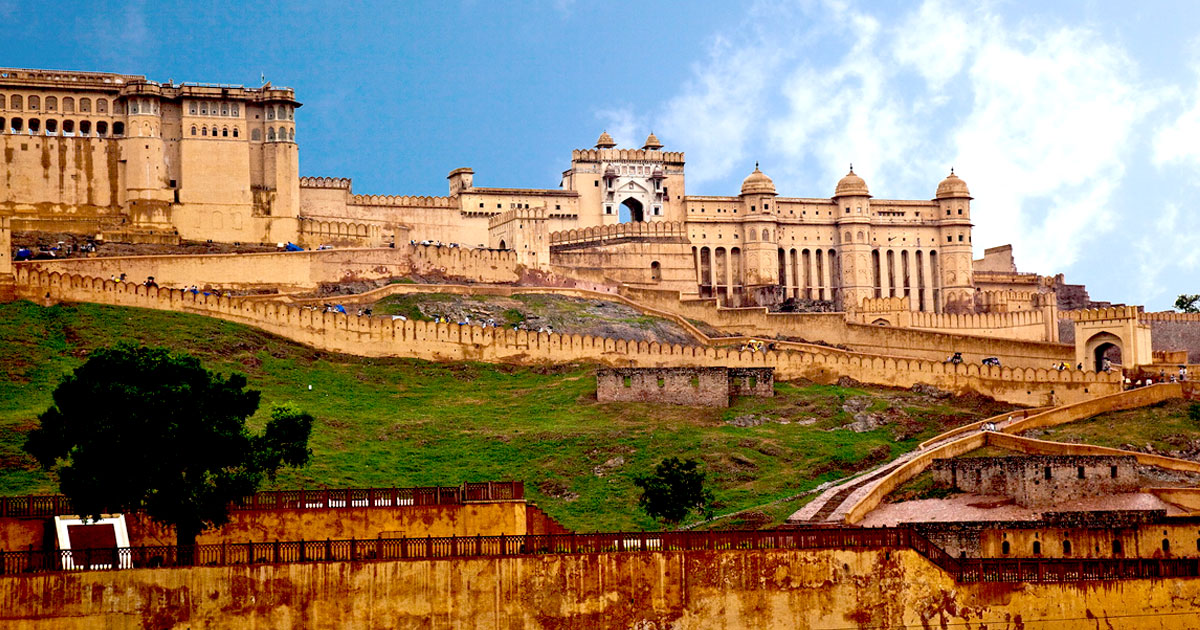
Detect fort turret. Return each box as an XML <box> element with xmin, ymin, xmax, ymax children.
<box><xmin>739</xmin><ymin>164</ymin><xmax>782</xmax><ymax>303</ymax></box>
<box><xmin>935</xmin><ymin>169</ymin><xmax>973</xmax><ymax>312</ymax></box>
<box><xmin>833</xmin><ymin>165</ymin><xmax>872</xmax><ymax>310</ymax></box>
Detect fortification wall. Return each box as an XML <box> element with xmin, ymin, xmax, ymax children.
<box><xmin>15</xmin><ymin>244</ymin><xmax>520</xmax><ymax>289</ymax></box>
<box><xmin>11</xmin><ymin>271</ymin><xmax>1123</xmax><ymax>406</ymax></box>
<box><xmin>1</xmin><ymin>136</ymin><xmax>123</xmax><ymax>232</ymax></box>
<box><xmin>620</xmin><ymin>286</ymin><xmax>1076</xmax><ymax>369</ymax></box>
<box><xmin>930</xmin><ymin>455</ymin><xmax>1139</xmax><ymax>507</ymax></box>
<box><xmin>7</xmin><ymin>547</ymin><xmax>1200</xmax><ymax>629</ymax></box>
<box><xmin>0</xmin><ymin>502</ymin><xmax>530</xmax><ymax>552</ymax></box>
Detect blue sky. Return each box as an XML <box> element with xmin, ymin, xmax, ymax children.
<box><xmin>12</xmin><ymin>0</ymin><xmax>1200</xmax><ymax>309</ymax></box>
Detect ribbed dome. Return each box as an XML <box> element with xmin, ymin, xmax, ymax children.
<box><xmin>936</xmin><ymin>170</ymin><xmax>971</xmax><ymax>199</ymax></box>
<box><xmin>740</xmin><ymin>164</ymin><xmax>776</xmax><ymax>196</ymax></box>
<box><xmin>595</xmin><ymin>131</ymin><xmax>616</xmax><ymax>149</ymax></box>
<box><xmin>643</xmin><ymin>132</ymin><xmax>663</xmax><ymax>150</ymax></box>
<box><xmin>834</xmin><ymin>166</ymin><xmax>870</xmax><ymax>198</ymax></box>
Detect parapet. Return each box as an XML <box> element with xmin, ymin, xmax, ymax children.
<box><xmin>571</xmin><ymin>148</ymin><xmax>686</xmax><ymax>164</ymax></box>
<box><xmin>300</xmin><ymin>177</ymin><xmax>352</xmax><ymax>189</ymax></box>
<box><xmin>350</xmin><ymin>194</ymin><xmax>454</xmax><ymax>208</ymax></box>
<box><xmin>549</xmin><ymin>221</ymin><xmax>686</xmax><ymax>247</ymax></box>
<box><xmin>1060</xmin><ymin>305</ymin><xmax>1143</xmax><ymax>322</ymax></box>
<box><xmin>488</xmin><ymin>208</ymin><xmax>547</xmax><ymax>229</ymax></box>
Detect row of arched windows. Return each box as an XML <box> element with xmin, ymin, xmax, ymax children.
<box><xmin>264</xmin><ymin>126</ymin><xmax>295</xmax><ymax>142</ymax></box>
<box><xmin>0</xmin><ymin>95</ymin><xmax>114</xmax><ymax>114</ymax></box>
<box><xmin>191</xmin><ymin>125</ymin><xmax>240</xmax><ymax>138</ymax></box>
<box><xmin>999</xmin><ymin>537</ymin><xmax>1196</xmax><ymax>556</ymax></box>
<box><xmin>0</xmin><ymin>117</ymin><xmax>124</xmax><ymax>137</ymax></box>
<box><xmin>187</xmin><ymin>101</ymin><xmax>241</xmax><ymax>117</ymax></box>
<box><xmin>264</xmin><ymin>105</ymin><xmax>294</xmax><ymax>121</ymax></box>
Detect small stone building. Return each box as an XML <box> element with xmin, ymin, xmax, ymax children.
<box><xmin>595</xmin><ymin>367</ymin><xmax>773</xmax><ymax>407</ymax></box>
<box><xmin>930</xmin><ymin>455</ymin><xmax>1138</xmax><ymax>508</ymax></box>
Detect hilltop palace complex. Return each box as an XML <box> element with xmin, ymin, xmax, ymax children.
<box><xmin>0</xmin><ymin>67</ymin><xmax>1078</xmax><ymax>317</ymax></box>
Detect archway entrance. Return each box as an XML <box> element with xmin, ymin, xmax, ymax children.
<box><xmin>498</xmin><ymin>240</ymin><xmax>507</xmax><ymax>250</ymax></box>
<box><xmin>619</xmin><ymin>197</ymin><xmax>644</xmax><ymax>223</ymax></box>
<box><xmin>1084</xmin><ymin>332</ymin><xmax>1124</xmax><ymax>372</ymax></box>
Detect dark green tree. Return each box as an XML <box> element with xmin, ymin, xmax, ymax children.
<box><xmin>24</xmin><ymin>344</ymin><xmax>314</xmax><ymax>549</ymax></box>
<box><xmin>1188</xmin><ymin>403</ymin><xmax>1200</xmax><ymax>427</ymax></box>
<box><xmin>1176</xmin><ymin>294</ymin><xmax>1200</xmax><ymax>313</ymax></box>
<box><xmin>633</xmin><ymin>457</ymin><xmax>713</xmax><ymax>525</ymax></box>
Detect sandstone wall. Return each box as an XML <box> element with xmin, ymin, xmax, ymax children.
<box><xmin>5</xmin><ymin>547</ymin><xmax>1200</xmax><ymax>629</ymax></box>
<box><xmin>12</xmin><ymin>271</ymin><xmax>1124</xmax><ymax>407</ymax></box>
<box><xmin>16</xmin><ymin>244</ymin><xmax>520</xmax><ymax>290</ymax></box>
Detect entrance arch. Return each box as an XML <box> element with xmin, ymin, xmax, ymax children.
<box><xmin>498</xmin><ymin>240</ymin><xmax>507</xmax><ymax>250</ymax></box>
<box><xmin>1084</xmin><ymin>332</ymin><xmax>1124</xmax><ymax>372</ymax></box>
<box><xmin>619</xmin><ymin>197</ymin><xmax>644</xmax><ymax>223</ymax></box>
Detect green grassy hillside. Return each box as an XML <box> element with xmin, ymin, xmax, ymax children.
<box><xmin>0</xmin><ymin>301</ymin><xmax>1014</xmax><ymax>531</ymax></box>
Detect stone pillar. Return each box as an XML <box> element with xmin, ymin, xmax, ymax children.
<box><xmin>921</xmin><ymin>251</ymin><xmax>933</xmax><ymax>313</ymax></box>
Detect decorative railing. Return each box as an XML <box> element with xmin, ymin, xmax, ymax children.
<box><xmin>0</xmin><ymin>482</ymin><xmax>524</xmax><ymax>518</ymax></box>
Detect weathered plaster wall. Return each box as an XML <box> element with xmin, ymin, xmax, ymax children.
<box><xmin>3</xmin><ymin>548</ymin><xmax>1200</xmax><ymax>629</ymax></box>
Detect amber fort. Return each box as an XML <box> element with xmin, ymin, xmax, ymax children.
<box><xmin>5</xmin><ymin>67</ymin><xmax>1200</xmax><ymax>629</ymax></box>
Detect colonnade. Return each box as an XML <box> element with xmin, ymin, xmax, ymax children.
<box><xmin>870</xmin><ymin>248</ymin><xmax>941</xmax><ymax>313</ymax></box>
<box><xmin>776</xmin><ymin>247</ymin><xmax>838</xmax><ymax>302</ymax></box>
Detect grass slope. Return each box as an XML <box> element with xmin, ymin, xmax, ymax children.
<box><xmin>0</xmin><ymin>301</ymin><xmax>1013</xmax><ymax>531</ymax></box>
<box><xmin>1032</xmin><ymin>399</ymin><xmax>1198</xmax><ymax>452</ymax></box>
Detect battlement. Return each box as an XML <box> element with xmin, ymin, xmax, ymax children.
<box><xmin>350</xmin><ymin>194</ymin><xmax>454</xmax><ymax>208</ymax></box>
<box><xmin>549</xmin><ymin>221</ymin><xmax>686</xmax><ymax>247</ymax></box>
<box><xmin>300</xmin><ymin>177</ymin><xmax>353</xmax><ymax>189</ymax></box>
<box><xmin>571</xmin><ymin>148</ymin><xmax>685</xmax><ymax>163</ymax></box>
<box><xmin>488</xmin><ymin>207</ymin><xmax>546</xmax><ymax>229</ymax></box>
<box><xmin>13</xmin><ymin>270</ymin><xmax>1122</xmax><ymax>407</ymax></box>
<box><xmin>1139</xmin><ymin>311</ymin><xmax>1200</xmax><ymax>322</ymax></box>
<box><xmin>855</xmin><ymin>296</ymin><xmax>909</xmax><ymax>313</ymax></box>
<box><xmin>1061</xmin><ymin>305</ymin><xmax>1143</xmax><ymax>322</ymax></box>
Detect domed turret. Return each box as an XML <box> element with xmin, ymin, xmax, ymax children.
<box><xmin>834</xmin><ymin>165</ymin><xmax>870</xmax><ymax>198</ymax></box>
<box><xmin>642</xmin><ymin>132</ymin><xmax>663</xmax><ymax>150</ymax></box>
<box><xmin>740</xmin><ymin>163</ymin><xmax>776</xmax><ymax>196</ymax></box>
<box><xmin>595</xmin><ymin>131</ymin><xmax>616</xmax><ymax>149</ymax></box>
<box><xmin>935</xmin><ymin>169</ymin><xmax>971</xmax><ymax>199</ymax></box>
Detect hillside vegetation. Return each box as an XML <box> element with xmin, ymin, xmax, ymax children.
<box><xmin>0</xmin><ymin>301</ymin><xmax>1014</xmax><ymax>531</ymax></box>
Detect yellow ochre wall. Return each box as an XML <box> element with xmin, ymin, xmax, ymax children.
<box><xmin>3</xmin><ymin>548</ymin><xmax>1200</xmax><ymax>629</ymax></box>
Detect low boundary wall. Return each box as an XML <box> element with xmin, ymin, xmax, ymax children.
<box><xmin>12</xmin><ymin>271</ymin><xmax>1123</xmax><ymax>406</ymax></box>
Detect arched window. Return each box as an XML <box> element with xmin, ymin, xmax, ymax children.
<box><xmin>266</xmin><ymin>127</ymin><xmax>275</xmax><ymax>141</ymax></box>
<box><xmin>80</xmin><ymin>98</ymin><xmax>91</xmax><ymax>112</ymax></box>
<box><xmin>28</xmin><ymin>95</ymin><xmax>39</xmax><ymax>110</ymax></box>
<box><xmin>189</xmin><ymin>102</ymin><xmax>197</xmax><ymax>115</ymax></box>
<box><xmin>289</xmin><ymin>127</ymin><xmax>294</xmax><ymax>141</ymax></box>
<box><xmin>0</xmin><ymin>117</ymin><xmax>6</xmax><ymax>132</ymax></box>
<box><xmin>222</xmin><ymin>127</ymin><xmax>228</xmax><ymax>137</ymax></box>
<box><xmin>96</xmin><ymin>121</ymin><xmax>107</xmax><ymax>137</ymax></box>
<box><xmin>63</xmin><ymin>97</ymin><xmax>74</xmax><ymax>113</ymax></box>
<box><xmin>231</xmin><ymin>104</ymin><xmax>239</xmax><ymax>117</ymax></box>
<box><xmin>11</xmin><ymin>95</ymin><xmax>22</xmax><ymax>109</ymax></box>
<box><xmin>1113</xmin><ymin>539</ymin><xmax>1122</xmax><ymax>555</ymax></box>
<box><xmin>251</xmin><ymin>128</ymin><xmax>261</xmax><ymax>141</ymax></box>
<box><xmin>221</xmin><ymin>103</ymin><xmax>229</xmax><ymax>116</ymax></box>
<box><xmin>201</xmin><ymin>126</ymin><xmax>207</xmax><ymax>136</ymax></box>
<box><xmin>0</xmin><ymin>96</ymin><xmax>5</xmax><ymax>109</ymax></box>
<box><xmin>1062</xmin><ymin>540</ymin><xmax>1072</xmax><ymax>555</ymax></box>
<box><xmin>1001</xmin><ymin>540</ymin><xmax>1010</xmax><ymax>555</ymax></box>
<box><xmin>190</xmin><ymin>126</ymin><xmax>197</xmax><ymax>136</ymax></box>
<box><xmin>278</xmin><ymin>126</ymin><xmax>286</xmax><ymax>141</ymax></box>
<box><xmin>1163</xmin><ymin>539</ymin><xmax>1171</xmax><ymax>553</ymax></box>
<box><xmin>45</xmin><ymin>96</ymin><xmax>57</xmax><ymax>111</ymax></box>
<box><xmin>112</xmin><ymin>100</ymin><xmax>124</xmax><ymax>115</ymax></box>
<box><xmin>200</xmin><ymin>102</ymin><xmax>207</xmax><ymax>115</ymax></box>
<box><xmin>45</xmin><ymin>119</ymin><xmax>57</xmax><ymax>135</ymax></box>
<box><xmin>96</xmin><ymin>98</ymin><xmax>107</xmax><ymax>113</ymax></box>
<box><xmin>62</xmin><ymin>120</ymin><xmax>74</xmax><ymax>135</ymax></box>
<box><xmin>1032</xmin><ymin>541</ymin><xmax>1041</xmax><ymax>555</ymax></box>
<box><xmin>232</xmin><ymin>127</ymin><xmax>239</xmax><ymax>138</ymax></box>
<box><xmin>650</xmin><ymin>261</ymin><xmax>661</xmax><ymax>282</ymax></box>
<box><xmin>266</xmin><ymin>107</ymin><xmax>275</xmax><ymax>120</ymax></box>
<box><xmin>27</xmin><ymin>118</ymin><xmax>39</xmax><ymax>134</ymax></box>
<box><xmin>211</xmin><ymin>126</ymin><xmax>218</xmax><ymax>136</ymax></box>
<box><xmin>762</xmin><ymin>229</ymin><xmax>770</xmax><ymax>241</ymax></box>
<box><xmin>112</xmin><ymin>121</ymin><xmax>124</xmax><ymax>136</ymax></box>
<box><xmin>79</xmin><ymin>120</ymin><xmax>91</xmax><ymax>136</ymax></box>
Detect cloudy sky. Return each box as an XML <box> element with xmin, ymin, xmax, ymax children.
<box><xmin>12</xmin><ymin>0</ymin><xmax>1200</xmax><ymax>308</ymax></box>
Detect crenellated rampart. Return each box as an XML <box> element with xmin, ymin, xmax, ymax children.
<box><xmin>570</xmin><ymin>148</ymin><xmax>685</xmax><ymax>163</ymax></box>
<box><xmin>350</xmin><ymin>194</ymin><xmax>454</xmax><ymax>208</ymax></box>
<box><xmin>1060</xmin><ymin>305</ymin><xmax>1144</xmax><ymax>322</ymax></box>
<box><xmin>549</xmin><ymin>221</ymin><xmax>686</xmax><ymax>248</ymax></box>
<box><xmin>13</xmin><ymin>271</ymin><xmax>1121</xmax><ymax>406</ymax></box>
<box><xmin>297</xmin><ymin>218</ymin><xmax>383</xmax><ymax>247</ymax></box>
<box><xmin>299</xmin><ymin>176</ymin><xmax>353</xmax><ymax>189</ymax></box>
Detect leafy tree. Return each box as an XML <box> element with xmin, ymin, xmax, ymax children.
<box><xmin>1176</xmin><ymin>294</ymin><xmax>1200</xmax><ymax>313</ymax></box>
<box><xmin>634</xmin><ymin>457</ymin><xmax>713</xmax><ymax>525</ymax></box>
<box><xmin>25</xmin><ymin>344</ymin><xmax>314</xmax><ymax>550</ymax></box>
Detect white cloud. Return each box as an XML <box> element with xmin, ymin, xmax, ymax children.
<box><xmin>1133</xmin><ymin>203</ymin><xmax>1200</xmax><ymax>303</ymax></box>
<box><xmin>595</xmin><ymin>106</ymin><xmax>642</xmax><ymax>150</ymax></box>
